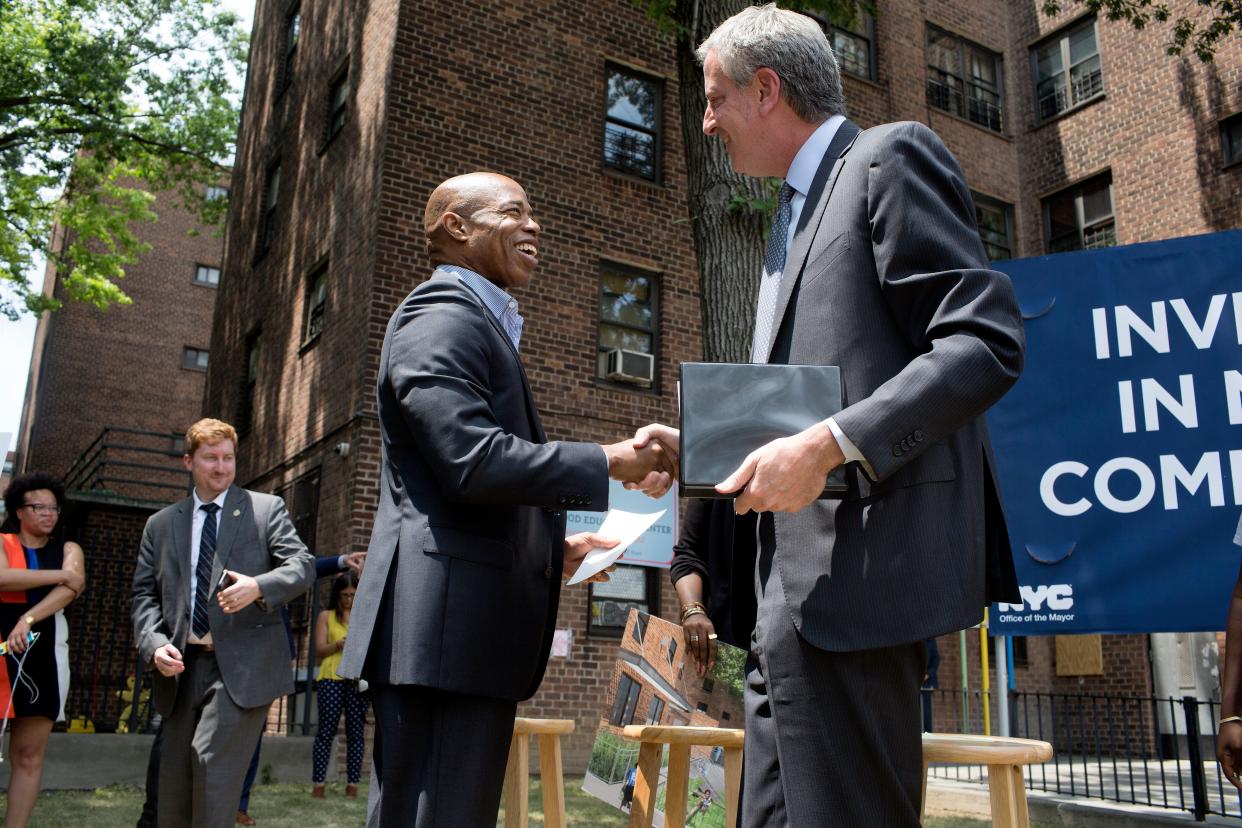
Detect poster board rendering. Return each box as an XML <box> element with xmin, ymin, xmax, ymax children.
<box><xmin>581</xmin><ymin>608</ymin><xmax>745</xmax><ymax>826</ymax></box>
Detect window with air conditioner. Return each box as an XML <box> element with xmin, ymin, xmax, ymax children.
<box><xmin>597</xmin><ymin>262</ymin><xmax>659</xmax><ymax>389</ymax></box>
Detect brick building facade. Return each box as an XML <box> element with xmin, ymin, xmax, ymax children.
<box><xmin>10</xmin><ymin>185</ymin><xmax>224</xmax><ymax>730</ymax></box>
<box><xmin>205</xmin><ymin>0</ymin><xmax>1241</xmax><ymax>769</ymax></box>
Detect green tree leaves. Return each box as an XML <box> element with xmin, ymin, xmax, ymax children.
<box><xmin>0</xmin><ymin>0</ymin><xmax>246</xmax><ymax>319</ymax></box>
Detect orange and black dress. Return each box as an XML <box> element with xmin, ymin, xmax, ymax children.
<box><xmin>0</xmin><ymin>534</ymin><xmax>70</xmax><ymax>720</ymax></box>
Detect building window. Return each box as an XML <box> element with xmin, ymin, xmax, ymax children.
<box><xmin>303</xmin><ymin>262</ymin><xmax>328</xmax><ymax>344</ymax></box>
<box><xmin>645</xmin><ymin>697</ymin><xmax>665</xmax><ymax>725</ymax></box>
<box><xmin>1012</xmin><ymin>636</ymin><xmax>1030</xmax><ymax>668</ymax></box>
<box><xmin>609</xmin><ymin>674</ymin><xmax>642</xmax><ymax>726</ymax></box>
<box><xmin>702</xmin><ymin>677</ymin><xmax>715</xmax><ymax>693</ymax></box>
<box><xmin>604</xmin><ymin>65</ymin><xmax>662</xmax><ymax>182</ymax></box>
<box><xmin>926</xmin><ymin>26</ymin><xmax>1003</xmax><ymax>133</ymax></box>
<box><xmin>589</xmin><ymin>565</ymin><xmax>659</xmax><ymax>637</ymax></box>
<box><xmin>597</xmin><ymin>263</ymin><xmax>658</xmax><ymax>389</ymax></box>
<box><xmin>281</xmin><ymin>5</ymin><xmax>301</xmax><ymax>93</ymax></box>
<box><xmin>259</xmin><ymin>161</ymin><xmax>281</xmax><ymax>255</ymax></box>
<box><xmin>972</xmin><ymin>194</ymin><xmax>1014</xmax><ymax>261</ymax></box>
<box><xmin>205</xmin><ymin>185</ymin><xmax>229</xmax><ymax>202</ymax></box>
<box><xmin>1043</xmin><ymin>172</ymin><xmax>1115</xmax><ymax>253</ymax></box>
<box><xmin>240</xmin><ymin>331</ymin><xmax>260</xmax><ymax>432</ymax></box>
<box><xmin>696</xmin><ymin>702</ymin><xmax>709</xmax><ymax>713</ymax></box>
<box><xmin>327</xmin><ymin>66</ymin><xmax>350</xmax><ymax>141</ymax></box>
<box><xmin>1222</xmin><ymin>113</ymin><xmax>1242</xmax><ymax>166</ymax></box>
<box><xmin>182</xmin><ymin>347</ymin><xmax>209</xmax><ymax>372</ymax></box>
<box><xmin>1032</xmin><ymin>18</ymin><xmax>1103</xmax><ymax>122</ymax></box>
<box><xmin>821</xmin><ymin>7</ymin><xmax>876</xmax><ymax>81</ymax></box>
<box><xmin>194</xmin><ymin>264</ymin><xmax>221</xmax><ymax>287</ymax></box>
<box><xmin>666</xmin><ymin>636</ymin><xmax>677</xmax><ymax>664</ymax></box>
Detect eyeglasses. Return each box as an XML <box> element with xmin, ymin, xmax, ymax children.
<box><xmin>21</xmin><ymin>503</ymin><xmax>61</xmax><ymax>515</ymax></box>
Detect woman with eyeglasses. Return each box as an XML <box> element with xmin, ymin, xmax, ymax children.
<box><xmin>0</xmin><ymin>472</ymin><xmax>86</xmax><ymax>828</ymax></box>
<box><xmin>310</xmin><ymin>571</ymin><xmax>367</xmax><ymax>799</ymax></box>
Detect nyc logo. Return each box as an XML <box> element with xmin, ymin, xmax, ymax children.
<box><xmin>997</xmin><ymin>584</ymin><xmax>1074</xmax><ymax>612</ymax></box>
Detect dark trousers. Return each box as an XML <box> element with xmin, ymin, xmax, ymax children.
<box><xmin>742</xmin><ymin>529</ymin><xmax>924</xmax><ymax>827</ymax></box>
<box><xmin>239</xmin><ymin>739</ymin><xmax>261</xmax><ymax>812</ymax></box>
<box><xmin>137</xmin><ymin>724</ymin><xmax>163</xmax><ymax>828</ymax></box>
<box><xmin>367</xmin><ymin>683</ymin><xmax>516</xmax><ymax>828</ymax></box>
<box><xmin>312</xmin><ymin>678</ymin><xmax>369</xmax><ymax>783</ymax></box>
<box><xmin>138</xmin><ymin>719</ymin><xmax>262</xmax><ymax>824</ymax></box>
<box><xmin>157</xmin><ymin>650</ymin><xmax>268</xmax><ymax>828</ymax></box>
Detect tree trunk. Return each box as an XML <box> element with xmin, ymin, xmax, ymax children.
<box><xmin>674</xmin><ymin>0</ymin><xmax>770</xmax><ymax>364</ymax></box>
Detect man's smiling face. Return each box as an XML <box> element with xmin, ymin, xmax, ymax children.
<box><xmin>460</xmin><ymin>176</ymin><xmax>541</xmax><ymax>290</ymax></box>
<box><xmin>702</xmin><ymin>50</ymin><xmax>765</xmax><ymax>176</ymax></box>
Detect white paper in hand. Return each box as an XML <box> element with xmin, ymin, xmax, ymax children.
<box><xmin>565</xmin><ymin>508</ymin><xmax>667</xmax><ymax>585</ymax></box>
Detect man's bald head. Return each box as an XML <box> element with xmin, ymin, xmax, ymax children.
<box><xmin>423</xmin><ymin>172</ymin><xmax>542</xmax><ymax>289</ymax></box>
<box><xmin>424</xmin><ymin>172</ymin><xmax>515</xmax><ymax>245</ymax></box>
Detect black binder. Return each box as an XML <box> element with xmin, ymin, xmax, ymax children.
<box><xmin>678</xmin><ymin>362</ymin><xmax>848</xmax><ymax>499</ymax></box>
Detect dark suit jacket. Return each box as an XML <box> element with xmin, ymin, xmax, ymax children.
<box><xmin>130</xmin><ymin>486</ymin><xmax>315</xmax><ymax>715</ymax></box>
<box><xmin>760</xmin><ymin>120</ymin><xmax>1025</xmax><ymax>652</ymax></box>
<box><xmin>669</xmin><ymin>499</ymin><xmax>756</xmax><ymax>648</ymax></box>
<box><xmin>340</xmin><ymin>270</ymin><xmax>608</xmax><ymax>701</ymax></box>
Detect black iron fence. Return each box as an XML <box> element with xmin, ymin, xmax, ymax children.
<box><xmin>925</xmin><ymin>688</ymin><xmax>1242</xmax><ymax>821</ymax></box>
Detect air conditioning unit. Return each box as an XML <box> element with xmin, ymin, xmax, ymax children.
<box><xmin>605</xmin><ymin>348</ymin><xmax>654</xmax><ymax>386</ymax></box>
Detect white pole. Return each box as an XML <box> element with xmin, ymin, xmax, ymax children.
<box><xmin>995</xmin><ymin>634</ymin><xmax>1010</xmax><ymax>737</ymax></box>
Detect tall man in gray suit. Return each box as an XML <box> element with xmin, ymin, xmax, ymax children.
<box><xmin>131</xmin><ymin>418</ymin><xmax>315</xmax><ymax>828</ymax></box>
<box><xmin>339</xmin><ymin>171</ymin><xmax>676</xmax><ymax>827</ymax></box>
<box><xmin>693</xmin><ymin>6</ymin><xmax>1026</xmax><ymax>825</ymax></box>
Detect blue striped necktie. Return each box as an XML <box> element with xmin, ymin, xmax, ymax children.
<box><xmin>193</xmin><ymin>503</ymin><xmax>219</xmax><ymax>637</ymax></box>
<box><xmin>751</xmin><ymin>182</ymin><xmax>796</xmax><ymax>363</ymax></box>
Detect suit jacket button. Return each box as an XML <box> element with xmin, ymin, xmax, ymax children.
<box><xmin>892</xmin><ymin>445</ymin><xmax>903</xmax><ymax>457</ymax></box>
<box><xmin>584</xmin><ymin>497</ymin><xmax>592</xmax><ymax>505</ymax></box>
<box><xmin>914</xmin><ymin>429</ymin><xmax>925</xmax><ymax>441</ymax></box>
<box><xmin>558</xmin><ymin>496</ymin><xmax>567</xmax><ymax>505</ymax></box>
<box><xmin>544</xmin><ymin>566</ymin><xmax>553</xmax><ymax>578</ymax></box>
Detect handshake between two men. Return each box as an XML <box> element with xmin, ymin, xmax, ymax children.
<box><xmin>570</xmin><ymin>417</ymin><xmax>842</xmax><ymax>583</ymax></box>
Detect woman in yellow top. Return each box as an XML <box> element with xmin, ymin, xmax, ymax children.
<box><xmin>311</xmin><ymin>572</ymin><xmax>367</xmax><ymax>798</ymax></box>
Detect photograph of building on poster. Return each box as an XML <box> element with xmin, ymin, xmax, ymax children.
<box><xmin>582</xmin><ymin>609</ymin><xmax>744</xmax><ymax>826</ymax></box>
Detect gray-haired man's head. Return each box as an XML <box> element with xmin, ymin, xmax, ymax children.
<box><xmin>696</xmin><ymin>3</ymin><xmax>846</xmax><ymax>123</ymax></box>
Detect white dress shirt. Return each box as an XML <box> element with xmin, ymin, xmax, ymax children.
<box><xmin>779</xmin><ymin>115</ymin><xmax>868</xmax><ymax>470</ymax></box>
<box><xmin>189</xmin><ymin>489</ymin><xmax>228</xmax><ymax>644</ymax></box>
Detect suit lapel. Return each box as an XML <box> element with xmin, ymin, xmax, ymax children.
<box><xmin>440</xmin><ymin>271</ymin><xmax>548</xmax><ymax>443</ymax></box>
<box><xmin>211</xmin><ymin>486</ymin><xmax>247</xmax><ymax>580</ymax></box>
<box><xmin>761</xmin><ymin>120</ymin><xmax>863</xmax><ymax>363</ymax></box>
<box><xmin>172</xmin><ymin>497</ymin><xmax>192</xmax><ymax>598</ymax></box>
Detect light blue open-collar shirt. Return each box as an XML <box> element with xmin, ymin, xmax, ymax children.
<box><xmin>439</xmin><ymin>264</ymin><xmax>524</xmax><ymax>352</ymax></box>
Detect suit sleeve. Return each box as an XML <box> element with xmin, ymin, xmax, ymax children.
<box><xmin>131</xmin><ymin>516</ymin><xmax>170</xmax><ymax>665</ymax></box>
<box><xmin>314</xmin><ymin>555</ymin><xmax>345</xmax><ymax>578</ymax></box>
<box><xmin>252</xmin><ymin>496</ymin><xmax>316</xmax><ymax>610</ymax></box>
<box><xmin>834</xmin><ymin>121</ymin><xmax>1025</xmax><ymax>482</ymax></box>
<box><xmin>386</xmin><ymin>292</ymin><xmax>608</xmax><ymax>509</ymax></box>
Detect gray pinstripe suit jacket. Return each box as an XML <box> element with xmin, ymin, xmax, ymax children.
<box><xmin>131</xmin><ymin>486</ymin><xmax>315</xmax><ymax>715</ymax></box>
<box><xmin>762</xmin><ymin>119</ymin><xmax>1025</xmax><ymax>651</ymax></box>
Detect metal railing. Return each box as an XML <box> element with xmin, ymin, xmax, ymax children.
<box><xmin>924</xmin><ymin>689</ymin><xmax>1242</xmax><ymax>821</ymax></box>
<box><xmin>64</xmin><ymin>427</ymin><xmax>189</xmax><ymax>504</ymax></box>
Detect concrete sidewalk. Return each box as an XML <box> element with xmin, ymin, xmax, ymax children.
<box><xmin>0</xmin><ymin>733</ymin><xmax>315</xmax><ymax>790</ymax></box>
<box><xmin>927</xmin><ymin>778</ymin><xmax>1242</xmax><ymax>827</ymax></box>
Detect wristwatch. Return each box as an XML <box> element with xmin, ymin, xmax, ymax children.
<box><xmin>24</xmin><ymin>615</ymin><xmax>34</xmax><ymax>626</ymax></box>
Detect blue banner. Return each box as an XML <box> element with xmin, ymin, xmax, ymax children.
<box><xmin>987</xmin><ymin>231</ymin><xmax>1242</xmax><ymax>635</ymax></box>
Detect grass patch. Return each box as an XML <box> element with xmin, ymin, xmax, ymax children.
<box><xmin>3</xmin><ymin>781</ymin><xmax>1059</xmax><ymax>827</ymax></box>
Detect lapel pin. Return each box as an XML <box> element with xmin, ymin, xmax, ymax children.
<box><xmin>233</xmin><ymin>509</ymin><xmax>241</xmax><ymax>517</ymax></box>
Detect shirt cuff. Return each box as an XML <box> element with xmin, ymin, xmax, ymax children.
<box><xmin>337</xmin><ymin>554</ymin><xmax>347</xmax><ymax>570</ymax></box>
<box><xmin>825</xmin><ymin>417</ymin><xmax>875</xmax><ymax>480</ymax></box>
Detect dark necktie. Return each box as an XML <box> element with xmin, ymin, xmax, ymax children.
<box><xmin>193</xmin><ymin>502</ymin><xmax>220</xmax><ymax>637</ymax></box>
<box><xmin>751</xmin><ymin>182</ymin><xmax>796</xmax><ymax>363</ymax></box>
